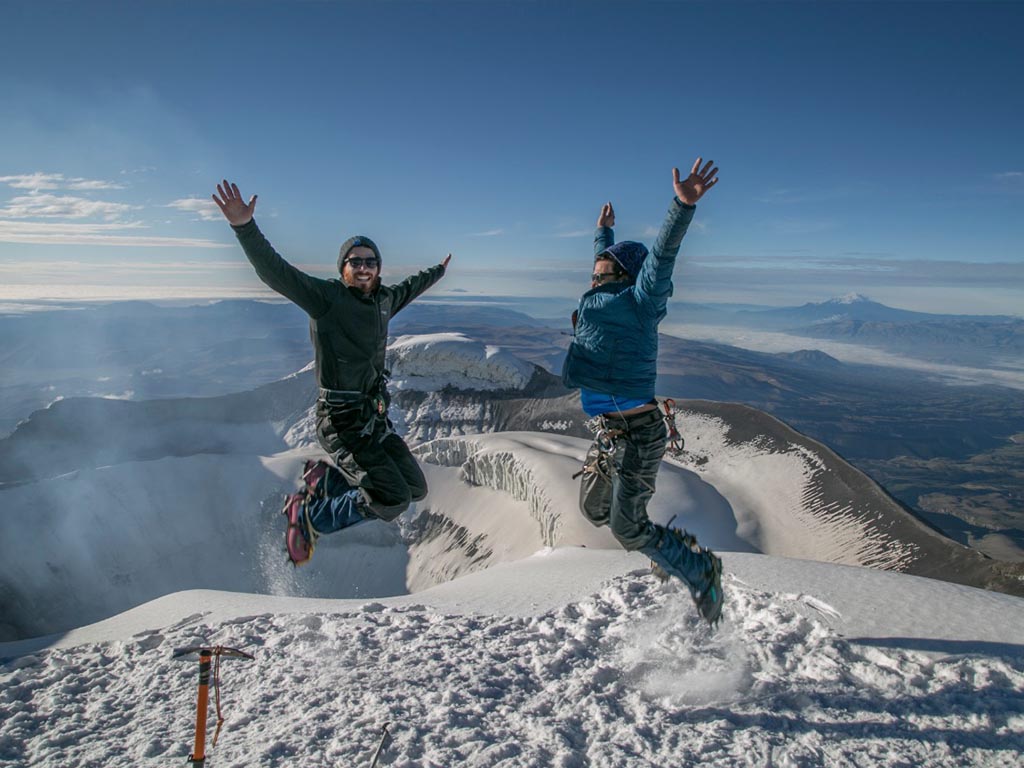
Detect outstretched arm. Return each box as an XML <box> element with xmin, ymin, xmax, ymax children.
<box><xmin>390</xmin><ymin>254</ymin><xmax>451</xmax><ymax>316</ymax></box>
<box><xmin>634</xmin><ymin>158</ymin><xmax>720</xmax><ymax>320</ymax></box>
<box><xmin>594</xmin><ymin>202</ymin><xmax>615</xmax><ymax>257</ymax></box>
<box><xmin>215</xmin><ymin>178</ymin><xmax>329</xmax><ymax>317</ymax></box>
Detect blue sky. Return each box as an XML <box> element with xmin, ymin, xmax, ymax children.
<box><xmin>1</xmin><ymin>1</ymin><xmax>1022</xmax><ymax>313</ymax></box>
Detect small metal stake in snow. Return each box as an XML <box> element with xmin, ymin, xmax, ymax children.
<box><xmin>368</xmin><ymin>722</ymin><xmax>392</xmax><ymax>768</ymax></box>
<box><xmin>173</xmin><ymin>645</ymin><xmax>255</xmax><ymax>766</ymax></box>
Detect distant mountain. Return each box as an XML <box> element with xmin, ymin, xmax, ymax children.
<box><xmin>4</xmin><ymin>301</ymin><xmax>1022</xmax><ymax>573</ymax></box>
<box><xmin>771</xmin><ymin>349</ymin><xmax>843</xmax><ymax>367</ymax></box>
<box><xmin>0</xmin><ymin>299</ymin><xmax>313</xmax><ymax>436</ymax></box>
<box><xmin>391</xmin><ymin>302</ymin><xmax>550</xmax><ymax>328</ymax></box>
<box><xmin>795</xmin><ymin>314</ymin><xmax>1024</xmax><ymax>358</ymax></box>
<box><xmin>739</xmin><ymin>293</ymin><xmax>1018</xmax><ymax>328</ymax></box>
<box><xmin>715</xmin><ymin>294</ymin><xmax>1024</xmax><ymax>368</ymax></box>
<box><xmin>3</xmin><ymin>333</ymin><xmax>1021</xmax><ymax>640</ymax></box>
<box><xmin>0</xmin><ymin>299</ymin><xmax>557</xmax><ymax>437</ymax></box>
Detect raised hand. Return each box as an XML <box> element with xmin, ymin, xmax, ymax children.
<box><xmin>673</xmin><ymin>159</ymin><xmax>719</xmax><ymax>206</ymax></box>
<box><xmin>212</xmin><ymin>179</ymin><xmax>258</xmax><ymax>226</ymax></box>
<box><xmin>597</xmin><ymin>202</ymin><xmax>615</xmax><ymax>228</ymax></box>
<box><xmin>442</xmin><ymin>253</ymin><xmax>452</xmax><ymax>269</ymax></box>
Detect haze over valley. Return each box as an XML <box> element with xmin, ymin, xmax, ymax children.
<box><xmin>2</xmin><ymin>295</ymin><xmax>1022</xmax><ymax>567</ymax></box>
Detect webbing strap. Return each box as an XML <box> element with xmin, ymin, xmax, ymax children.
<box><xmin>212</xmin><ymin>652</ymin><xmax>225</xmax><ymax>747</ymax></box>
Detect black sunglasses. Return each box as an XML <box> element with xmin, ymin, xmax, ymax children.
<box><xmin>344</xmin><ymin>257</ymin><xmax>380</xmax><ymax>269</ymax></box>
<box><xmin>591</xmin><ymin>270</ymin><xmax>623</xmax><ymax>284</ymax></box>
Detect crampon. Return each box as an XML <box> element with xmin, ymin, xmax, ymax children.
<box><xmin>282</xmin><ymin>490</ymin><xmax>317</xmax><ymax>566</ymax></box>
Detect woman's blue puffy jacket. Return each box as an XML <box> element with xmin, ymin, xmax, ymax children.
<box><xmin>562</xmin><ymin>198</ymin><xmax>695</xmax><ymax>401</ymax></box>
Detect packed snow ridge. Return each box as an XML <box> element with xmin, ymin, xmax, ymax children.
<box><xmin>388</xmin><ymin>333</ymin><xmax>536</xmax><ymax>392</ymax></box>
<box><xmin>416</xmin><ymin>435</ymin><xmax>577</xmax><ymax>550</ymax></box>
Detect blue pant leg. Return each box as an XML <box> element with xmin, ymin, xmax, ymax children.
<box><xmin>305</xmin><ymin>487</ymin><xmax>366</xmax><ymax>535</ymax></box>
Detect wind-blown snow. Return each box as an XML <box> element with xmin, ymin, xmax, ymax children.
<box><xmin>388</xmin><ymin>333</ymin><xmax>535</xmax><ymax>391</ymax></box>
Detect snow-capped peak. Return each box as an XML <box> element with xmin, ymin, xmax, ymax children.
<box><xmin>826</xmin><ymin>292</ymin><xmax>872</xmax><ymax>305</ymax></box>
<box><xmin>387</xmin><ymin>333</ymin><xmax>535</xmax><ymax>392</ymax></box>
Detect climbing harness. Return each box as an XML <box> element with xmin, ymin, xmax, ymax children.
<box><xmin>573</xmin><ymin>415</ymin><xmax>658</xmax><ymax>494</ymax></box>
<box><xmin>660</xmin><ymin>398</ymin><xmax>685</xmax><ymax>457</ymax></box>
<box><xmin>319</xmin><ymin>369</ymin><xmax>394</xmax><ymax>444</ymax></box>
<box><xmin>587</xmin><ymin>415</ymin><xmax>624</xmax><ymax>456</ymax></box>
<box><xmin>173</xmin><ymin>645</ymin><xmax>255</xmax><ymax>766</ymax></box>
<box><xmin>572</xmin><ymin>416</ymin><xmax>623</xmax><ymax>482</ymax></box>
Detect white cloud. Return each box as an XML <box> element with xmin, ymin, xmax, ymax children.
<box><xmin>553</xmin><ymin>229</ymin><xmax>590</xmax><ymax>238</ymax></box>
<box><xmin>0</xmin><ymin>173</ymin><xmax>124</xmax><ymax>191</ymax></box>
<box><xmin>0</xmin><ymin>282</ymin><xmax>278</xmax><ymax>302</ymax></box>
<box><xmin>66</xmin><ymin>178</ymin><xmax>125</xmax><ymax>191</ymax></box>
<box><xmin>0</xmin><ymin>193</ymin><xmax>140</xmax><ymax>220</ymax></box>
<box><xmin>0</xmin><ymin>173</ymin><xmax>65</xmax><ymax>190</ymax></box>
<box><xmin>0</xmin><ymin>259</ymin><xmax>246</xmax><ymax>274</ymax></box>
<box><xmin>466</xmin><ymin>228</ymin><xmax>504</xmax><ymax>237</ymax></box>
<box><xmin>0</xmin><ymin>220</ymin><xmax>232</xmax><ymax>247</ymax></box>
<box><xmin>168</xmin><ymin>197</ymin><xmax>222</xmax><ymax>222</ymax></box>
<box><xmin>661</xmin><ymin>322</ymin><xmax>1024</xmax><ymax>390</ymax></box>
<box><xmin>99</xmin><ymin>390</ymin><xmax>136</xmax><ymax>400</ymax></box>
<box><xmin>120</xmin><ymin>166</ymin><xmax>157</xmax><ymax>176</ymax></box>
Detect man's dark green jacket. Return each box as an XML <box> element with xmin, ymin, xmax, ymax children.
<box><xmin>233</xmin><ymin>220</ymin><xmax>445</xmax><ymax>396</ymax></box>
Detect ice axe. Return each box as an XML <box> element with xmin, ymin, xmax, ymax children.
<box><xmin>368</xmin><ymin>722</ymin><xmax>392</xmax><ymax>768</ymax></box>
<box><xmin>173</xmin><ymin>645</ymin><xmax>255</xmax><ymax>766</ymax></box>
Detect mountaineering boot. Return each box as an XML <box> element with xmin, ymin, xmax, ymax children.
<box><xmin>282</xmin><ymin>490</ymin><xmax>317</xmax><ymax>566</ymax></box>
<box><xmin>642</xmin><ymin>527</ymin><xmax>725</xmax><ymax>626</ymax></box>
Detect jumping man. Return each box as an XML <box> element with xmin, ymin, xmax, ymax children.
<box><xmin>214</xmin><ymin>180</ymin><xmax>450</xmax><ymax>565</ymax></box>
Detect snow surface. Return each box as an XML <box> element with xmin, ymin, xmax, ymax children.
<box><xmin>3</xmin><ymin>333</ymin><xmax>1024</xmax><ymax>766</ymax></box>
<box><xmin>3</xmin><ymin>442</ymin><xmax>1024</xmax><ymax>766</ymax></box>
<box><xmin>669</xmin><ymin>412</ymin><xmax>918</xmax><ymax>569</ymax></box>
<box><xmin>388</xmin><ymin>333</ymin><xmax>535</xmax><ymax>392</ymax></box>
<box><xmin>2</xmin><ymin>550</ymin><xmax>1023</xmax><ymax>767</ymax></box>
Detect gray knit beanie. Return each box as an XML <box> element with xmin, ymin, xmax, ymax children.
<box><xmin>337</xmin><ymin>235</ymin><xmax>382</xmax><ymax>274</ymax></box>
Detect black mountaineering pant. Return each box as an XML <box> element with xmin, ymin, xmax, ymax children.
<box><xmin>580</xmin><ymin>407</ymin><xmax>667</xmax><ymax>551</ymax></box>
<box><xmin>316</xmin><ymin>398</ymin><xmax>427</xmax><ymax>522</ymax></box>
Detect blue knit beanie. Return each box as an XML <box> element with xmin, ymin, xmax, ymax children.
<box><xmin>337</xmin><ymin>235</ymin><xmax>382</xmax><ymax>274</ymax></box>
<box><xmin>598</xmin><ymin>241</ymin><xmax>648</xmax><ymax>280</ymax></box>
